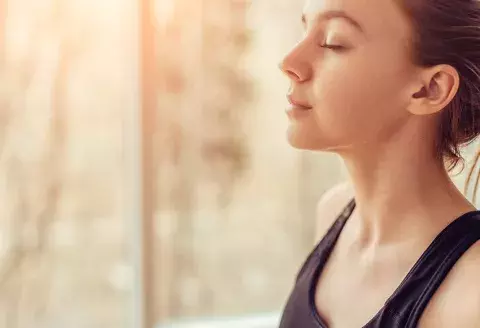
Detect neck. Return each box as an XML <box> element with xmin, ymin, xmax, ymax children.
<box><xmin>338</xmin><ymin>122</ymin><xmax>476</xmax><ymax>247</ymax></box>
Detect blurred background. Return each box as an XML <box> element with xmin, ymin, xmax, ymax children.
<box><xmin>0</xmin><ymin>0</ymin><xmax>478</xmax><ymax>327</ymax></box>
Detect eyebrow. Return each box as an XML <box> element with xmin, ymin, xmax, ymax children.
<box><xmin>301</xmin><ymin>10</ymin><xmax>364</xmax><ymax>33</ymax></box>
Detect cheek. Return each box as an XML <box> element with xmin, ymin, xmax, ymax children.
<box><xmin>310</xmin><ymin>51</ymin><xmax>411</xmax><ymax>141</ymax></box>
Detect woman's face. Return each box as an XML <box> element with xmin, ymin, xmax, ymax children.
<box><xmin>280</xmin><ymin>0</ymin><xmax>419</xmax><ymax>152</ymax></box>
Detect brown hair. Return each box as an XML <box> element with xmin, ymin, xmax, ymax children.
<box><xmin>399</xmin><ymin>0</ymin><xmax>480</xmax><ymax>204</ymax></box>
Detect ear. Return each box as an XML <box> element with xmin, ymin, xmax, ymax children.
<box><xmin>406</xmin><ymin>64</ymin><xmax>460</xmax><ymax>116</ymax></box>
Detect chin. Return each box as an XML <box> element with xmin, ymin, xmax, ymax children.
<box><xmin>287</xmin><ymin>127</ymin><xmax>324</xmax><ymax>151</ymax></box>
<box><xmin>286</xmin><ymin>126</ymin><xmax>344</xmax><ymax>154</ymax></box>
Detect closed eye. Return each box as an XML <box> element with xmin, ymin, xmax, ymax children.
<box><xmin>320</xmin><ymin>43</ymin><xmax>346</xmax><ymax>51</ymax></box>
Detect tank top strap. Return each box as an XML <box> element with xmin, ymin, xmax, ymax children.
<box><xmin>295</xmin><ymin>198</ymin><xmax>356</xmax><ymax>283</ymax></box>
<box><xmin>384</xmin><ymin>210</ymin><xmax>480</xmax><ymax>327</ymax></box>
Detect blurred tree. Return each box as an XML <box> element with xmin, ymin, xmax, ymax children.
<box><xmin>0</xmin><ymin>1</ymin><xmax>93</xmax><ymax>325</ymax></box>
<box><xmin>0</xmin><ymin>3</ymin><xmax>44</xmax><ymax>325</ymax></box>
<box><xmin>154</xmin><ymin>0</ymin><xmax>253</xmax><ymax>321</ymax></box>
<box><xmin>0</xmin><ymin>3</ymin><xmax>38</xmax><ymax>289</ymax></box>
<box><xmin>156</xmin><ymin>0</ymin><xmax>253</xmax><ymax>210</ymax></box>
<box><xmin>199</xmin><ymin>0</ymin><xmax>253</xmax><ymax>208</ymax></box>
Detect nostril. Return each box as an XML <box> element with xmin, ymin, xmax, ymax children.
<box><xmin>279</xmin><ymin>58</ymin><xmax>305</xmax><ymax>82</ymax></box>
<box><xmin>286</xmin><ymin>69</ymin><xmax>301</xmax><ymax>82</ymax></box>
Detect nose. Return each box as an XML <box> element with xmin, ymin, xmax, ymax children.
<box><xmin>278</xmin><ymin>45</ymin><xmax>312</xmax><ymax>83</ymax></box>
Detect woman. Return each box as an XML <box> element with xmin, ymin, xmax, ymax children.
<box><xmin>278</xmin><ymin>0</ymin><xmax>480</xmax><ymax>327</ymax></box>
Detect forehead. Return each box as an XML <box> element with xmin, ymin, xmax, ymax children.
<box><xmin>303</xmin><ymin>0</ymin><xmax>413</xmax><ymax>39</ymax></box>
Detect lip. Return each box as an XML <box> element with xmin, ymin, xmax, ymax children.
<box><xmin>286</xmin><ymin>94</ymin><xmax>313</xmax><ymax>110</ymax></box>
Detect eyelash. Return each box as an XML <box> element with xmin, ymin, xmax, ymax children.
<box><xmin>320</xmin><ymin>43</ymin><xmax>345</xmax><ymax>51</ymax></box>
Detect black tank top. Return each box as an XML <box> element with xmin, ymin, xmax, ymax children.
<box><xmin>279</xmin><ymin>198</ymin><xmax>480</xmax><ymax>328</ymax></box>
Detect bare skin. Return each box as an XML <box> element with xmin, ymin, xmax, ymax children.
<box><xmin>315</xmin><ymin>183</ymin><xmax>479</xmax><ymax>327</ymax></box>
<box><xmin>279</xmin><ymin>0</ymin><xmax>480</xmax><ymax>326</ymax></box>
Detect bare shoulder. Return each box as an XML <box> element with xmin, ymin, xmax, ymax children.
<box><xmin>420</xmin><ymin>241</ymin><xmax>480</xmax><ymax>328</ymax></box>
<box><xmin>315</xmin><ymin>180</ymin><xmax>355</xmax><ymax>242</ymax></box>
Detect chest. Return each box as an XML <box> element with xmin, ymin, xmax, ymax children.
<box><xmin>313</xmin><ymin>246</ymin><xmax>471</xmax><ymax>328</ymax></box>
<box><xmin>280</xmin><ymin>211</ymin><xmax>480</xmax><ymax>328</ymax></box>
<box><xmin>313</xmin><ymin>250</ymin><xmax>410</xmax><ymax>328</ymax></box>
